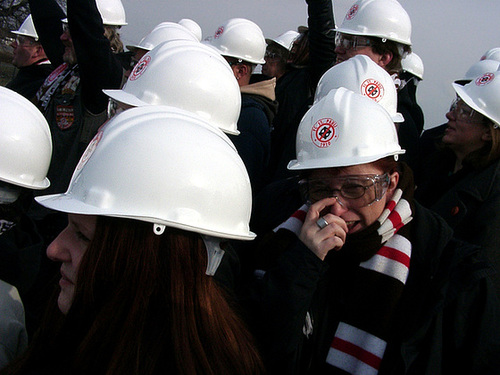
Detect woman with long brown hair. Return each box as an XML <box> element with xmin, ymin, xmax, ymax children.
<box><xmin>2</xmin><ymin>106</ymin><xmax>264</xmax><ymax>375</ymax></box>
<box><xmin>415</xmin><ymin>72</ymin><xmax>500</xmax><ymax>297</ymax></box>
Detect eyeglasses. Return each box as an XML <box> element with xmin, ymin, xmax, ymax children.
<box><xmin>14</xmin><ymin>35</ymin><xmax>36</xmax><ymax>46</ymax></box>
<box><xmin>335</xmin><ymin>33</ymin><xmax>373</xmax><ymax>51</ymax></box>
<box><xmin>449</xmin><ymin>98</ymin><xmax>485</xmax><ymax>123</ymax></box>
<box><xmin>300</xmin><ymin>173</ymin><xmax>390</xmax><ymax>209</ymax></box>
<box><xmin>265</xmin><ymin>51</ymin><xmax>283</xmax><ymax>60</ymax></box>
<box><xmin>106</xmin><ymin>98</ymin><xmax>129</xmax><ymax>119</ymax></box>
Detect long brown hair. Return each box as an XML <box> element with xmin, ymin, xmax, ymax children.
<box><xmin>3</xmin><ymin>216</ymin><xmax>264</xmax><ymax>375</ymax></box>
<box><xmin>104</xmin><ymin>26</ymin><xmax>124</xmax><ymax>53</ymax></box>
<box><xmin>463</xmin><ymin>120</ymin><xmax>500</xmax><ymax>169</ymax></box>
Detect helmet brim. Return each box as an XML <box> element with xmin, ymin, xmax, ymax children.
<box><xmin>36</xmin><ymin>193</ymin><xmax>256</xmax><ymax>240</ymax></box>
<box><xmin>102</xmin><ymin>89</ymin><xmax>148</xmax><ymax>107</ymax></box>
<box><xmin>287</xmin><ymin>150</ymin><xmax>405</xmax><ymax>170</ymax></box>
<box><xmin>452</xmin><ymin>82</ymin><xmax>500</xmax><ymax>127</ymax></box>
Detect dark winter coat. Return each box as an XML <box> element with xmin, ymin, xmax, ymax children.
<box><xmin>242</xmin><ymin>202</ymin><xmax>500</xmax><ymax>374</ymax></box>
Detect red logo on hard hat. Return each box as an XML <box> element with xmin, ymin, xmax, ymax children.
<box><xmin>214</xmin><ymin>26</ymin><xmax>224</xmax><ymax>39</ymax></box>
<box><xmin>311</xmin><ymin>118</ymin><xmax>338</xmax><ymax>148</ymax></box>
<box><xmin>475</xmin><ymin>73</ymin><xmax>495</xmax><ymax>86</ymax></box>
<box><xmin>129</xmin><ymin>55</ymin><xmax>151</xmax><ymax>81</ymax></box>
<box><xmin>346</xmin><ymin>4</ymin><xmax>359</xmax><ymax>20</ymax></box>
<box><xmin>361</xmin><ymin>79</ymin><xmax>384</xmax><ymax>102</ymax></box>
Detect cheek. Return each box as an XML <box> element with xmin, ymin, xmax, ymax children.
<box><xmin>72</xmin><ymin>247</ymin><xmax>88</xmax><ymax>274</ymax></box>
<box><xmin>360</xmin><ymin>201</ymin><xmax>386</xmax><ymax>227</ymax></box>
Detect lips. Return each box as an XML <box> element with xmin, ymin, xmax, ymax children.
<box><xmin>60</xmin><ymin>270</ymin><xmax>74</xmax><ymax>285</ymax></box>
<box><xmin>345</xmin><ymin>220</ymin><xmax>358</xmax><ymax>232</ymax></box>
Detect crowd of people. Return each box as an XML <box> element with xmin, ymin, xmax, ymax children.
<box><xmin>1</xmin><ymin>0</ymin><xmax>500</xmax><ymax>373</ymax></box>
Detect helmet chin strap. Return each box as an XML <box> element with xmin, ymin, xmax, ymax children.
<box><xmin>150</xmin><ymin>226</ymin><xmax>226</xmax><ymax>276</ymax></box>
<box><xmin>201</xmin><ymin>234</ymin><xmax>225</xmax><ymax>276</ymax></box>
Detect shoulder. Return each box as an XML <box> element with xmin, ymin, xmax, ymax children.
<box><xmin>0</xmin><ymin>281</ymin><xmax>28</xmax><ymax>364</ymax></box>
<box><xmin>410</xmin><ymin>202</ymin><xmax>495</xmax><ymax>290</ymax></box>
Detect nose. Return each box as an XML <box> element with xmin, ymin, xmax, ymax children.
<box><xmin>46</xmin><ymin>226</ymin><xmax>71</xmax><ymax>263</ymax></box>
<box><xmin>11</xmin><ymin>40</ymin><xmax>18</xmax><ymax>48</ymax></box>
<box><xmin>60</xmin><ymin>30</ymin><xmax>70</xmax><ymax>42</ymax></box>
<box><xmin>327</xmin><ymin>197</ymin><xmax>349</xmax><ymax>216</ymax></box>
<box><xmin>445</xmin><ymin>109</ymin><xmax>455</xmax><ymax>121</ymax></box>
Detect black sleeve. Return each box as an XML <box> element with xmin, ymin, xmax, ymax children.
<box><xmin>29</xmin><ymin>0</ymin><xmax>65</xmax><ymax>67</ymax></box>
<box><xmin>306</xmin><ymin>0</ymin><xmax>337</xmax><ymax>88</ymax></box>
<box><xmin>240</xmin><ymin>230</ymin><xmax>328</xmax><ymax>370</ymax></box>
<box><xmin>67</xmin><ymin>0</ymin><xmax>123</xmax><ymax>114</ymax></box>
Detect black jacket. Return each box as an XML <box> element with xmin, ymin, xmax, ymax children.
<box><xmin>266</xmin><ymin>0</ymin><xmax>336</xmax><ymax>183</ymax></box>
<box><xmin>397</xmin><ymin>75</ymin><xmax>425</xmax><ymax>171</ymax></box>
<box><xmin>416</xmin><ymin>151</ymin><xmax>500</xmax><ymax>297</ymax></box>
<box><xmin>243</xmin><ymin>202</ymin><xmax>500</xmax><ymax>374</ymax></box>
<box><xmin>6</xmin><ymin>61</ymin><xmax>53</xmax><ymax>101</ymax></box>
<box><xmin>229</xmin><ymin>76</ymin><xmax>278</xmax><ymax>196</ymax></box>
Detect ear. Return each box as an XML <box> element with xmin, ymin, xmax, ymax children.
<box><xmin>377</xmin><ymin>51</ymin><xmax>393</xmax><ymax>69</ymax></box>
<box><xmin>235</xmin><ymin>64</ymin><xmax>250</xmax><ymax>79</ymax></box>
<box><xmin>231</xmin><ymin>63</ymin><xmax>251</xmax><ymax>86</ymax></box>
<box><xmin>31</xmin><ymin>44</ymin><xmax>44</xmax><ymax>59</ymax></box>
<box><xmin>385</xmin><ymin>171</ymin><xmax>399</xmax><ymax>200</ymax></box>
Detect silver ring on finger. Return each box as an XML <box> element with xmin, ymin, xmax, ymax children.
<box><xmin>316</xmin><ymin>216</ymin><xmax>329</xmax><ymax>230</ymax></box>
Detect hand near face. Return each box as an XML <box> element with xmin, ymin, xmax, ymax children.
<box><xmin>299</xmin><ymin>197</ymin><xmax>348</xmax><ymax>261</ymax></box>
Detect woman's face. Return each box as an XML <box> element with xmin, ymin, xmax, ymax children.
<box><xmin>47</xmin><ymin>214</ymin><xmax>97</xmax><ymax>314</ymax></box>
<box><xmin>443</xmin><ymin>98</ymin><xmax>491</xmax><ymax>155</ymax></box>
<box><xmin>308</xmin><ymin>163</ymin><xmax>399</xmax><ymax>234</ymax></box>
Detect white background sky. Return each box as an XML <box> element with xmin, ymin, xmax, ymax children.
<box><xmin>118</xmin><ymin>0</ymin><xmax>500</xmax><ymax>130</ymax></box>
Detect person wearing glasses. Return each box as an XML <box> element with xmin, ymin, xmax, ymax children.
<box><xmin>334</xmin><ymin>0</ymin><xmax>422</xmax><ymax>171</ymax></box>
<box><xmin>415</xmin><ymin>73</ymin><xmax>500</xmax><ymax>297</ymax></box>
<box><xmin>6</xmin><ymin>15</ymin><xmax>53</xmax><ymax>101</ymax></box>
<box><xmin>242</xmin><ymin>88</ymin><xmax>500</xmax><ymax>374</ymax></box>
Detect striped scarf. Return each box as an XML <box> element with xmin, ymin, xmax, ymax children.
<box><xmin>273</xmin><ymin>165</ymin><xmax>414</xmax><ymax>374</ymax></box>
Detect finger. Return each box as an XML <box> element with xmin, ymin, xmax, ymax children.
<box><xmin>307</xmin><ymin>197</ymin><xmax>338</xmax><ymax>221</ymax></box>
<box><xmin>322</xmin><ymin>213</ymin><xmax>348</xmax><ymax>234</ymax></box>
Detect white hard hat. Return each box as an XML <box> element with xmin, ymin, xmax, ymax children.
<box><xmin>203</xmin><ymin>18</ymin><xmax>266</xmax><ymax>64</ymax></box>
<box><xmin>453</xmin><ymin>72</ymin><xmax>500</xmax><ymax>128</ymax></box>
<box><xmin>266</xmin><ymin>30</ymin><xmax>300</xmax><ymax>51</ymax></box>
<box><xmin>480</xmin><ymin>47</ymin><xmax>500</xmax><ymax>63</ymax></box>
<box><xmin>95</xmin><ymin>0</ymin><xmax>127</xmax><ymax>25</ymax></box>
<box><xmin>0</xmin><ymin>86</ymin><xmax>52</xmax><ymax>189</ymax></box>
<box><xmin>288</xmin><ymin>87</ymin><xmax>404</xmax><ymax>170</ymax></box>
<box><xmin>458</xmin><ymin>59</ymin><xmax>500</xmax><ymax>82</ymax></box>
<box><xmin>11</xmin><ymin>15</ymin><xmax>39</xmax><ymax>40</ymax></box>
<box><xmin>401</xmin><ymin>52</ymin><xmax>424</xmax><ymax>80</ymax></box>
<box><xmin>314</xmin><ymin>54</ymin><xmax>404</xmax><ymax>123</ymax></box>
<box><xmin>178</xmin><ymin>18</ymin><xmax>202</xmax><ymax>42</ymax></box>
<box><xmin>62</xmin><ymin>0</ymin><xmax>127</xmax><ymax>26</ymax></box>
<box><xmin>104</xmin><ymin>40</ymin><xmax>241</xmax><ymax>135</ymax></box>
<box><xmin>335</xmin><ymin>0</ymin><xmax>412</xmax><ymax>46</ymax></box>
<box><xmin>36</xmin><ymin>106</ymin><xmax>255</xmax><ymax>240</ymax></box>
<box><xmin>126</xmin><ymin>22</ymin><xmax>199</xmax><ymax>53</ymax></box>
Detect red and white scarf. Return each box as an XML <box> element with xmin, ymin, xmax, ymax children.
<box><xmin>273</xmin><ymin>178</ymin><xmax>413</xmax><ymax>374</ymax></box>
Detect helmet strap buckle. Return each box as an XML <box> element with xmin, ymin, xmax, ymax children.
<box><xmin>202</xmin><ymin>235</ymin><xmax>225</xmax><ymax>276</ymax></box>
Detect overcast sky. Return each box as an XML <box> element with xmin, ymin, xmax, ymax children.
<box><xmin>118</xmin><ymin>0</ymin><xmax>500</xmax><ymax>130</ymax></box>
